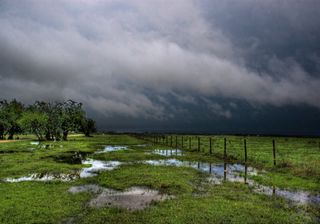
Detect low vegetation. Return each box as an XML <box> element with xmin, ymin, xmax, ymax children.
<box><xmin>0</xmin><ymin>134</ymin><xmax>319</xmax><ymax>223</ymax></box>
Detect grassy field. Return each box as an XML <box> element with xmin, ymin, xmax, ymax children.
<box><xmin>144</xmin><ymin>135</ymin><xmax>320</xmax><ymax>187</ymax></box>
<box><xmin>0</xmin><ymin>134</ymin><xmax>319</xmax><ymax>223</ymax></box>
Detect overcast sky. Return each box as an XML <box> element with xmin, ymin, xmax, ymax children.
<box><xmin>0</xmin><ymin>0</ymin><xmax>319</xmax><ymax>135</ymax></box>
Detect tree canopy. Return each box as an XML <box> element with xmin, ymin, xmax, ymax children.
<box><xmin>0</xmin><ymin>99</ymin><xmax>96</xmax><ymax>141</ymax></box>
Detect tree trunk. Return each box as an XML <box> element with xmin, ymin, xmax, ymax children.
<box><xmin>85</xmin><ymin>132</ymin><xmax>91</xmax><ymax>137</ymax></box>
<box><xmin>55</xmin><ymin>131</ymin><xmax>61</xmax><ymax>141</ymax></box>
<box><xmin>45</xmin><ymin>132</ymin><xmax>52</xmax><ymax>141</ymax></box>
<box><xmin>63</xmin><ymin>130</ymin><xmax>68</xmax><ymax>141</ymax></box>
<box><xmin>8</xmin><ymin>133</ymin><xmax>14</xmax><ymax>140</ymax></box>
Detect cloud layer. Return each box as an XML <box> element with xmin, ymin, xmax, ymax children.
<box><xmin>0</xmin><ymin>0</ymin><xmax>319</xmax><ymax>131</ymax></box>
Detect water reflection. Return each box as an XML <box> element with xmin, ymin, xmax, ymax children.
<box><xmin>69</xmin><ymin>185</ymin><xmax>173</xmax><ymax>210</ymax></box>
<box><xmin>3</xmin><ymin>159</ymin><xmax>121</xmax><ymax>182</ymax></box>
<box><xmin>144</xmin><ymin>159</ymin><xmax>320</xmax><ymax>205</ymax></box>
<box><xmin>4</xmin><ymin>173</ymin><xmax>79</xmax><ymax>182</ymax></box>
<box><xmin>29</xmin><ymin>142</ymin><xmax>64</xmax><ymax>150</ymax></box>
<box><xmin>96</xmin><ymin>145</ymin><xmax>128</xmax><ymax>153</ymax></box>
<box><xmin>80</xmin><ymin>159</ymin><xmax>121</xmax><ymax>177</ymax></box>
<box><xmin>152</xmin><ymin>149</ymin><xmax>184</xmax><ymax>157</ymax></box>
<box><xmin>145</xmin><ymin>159</ymin><xmax>257</xmax><ymax>183</ymax></box>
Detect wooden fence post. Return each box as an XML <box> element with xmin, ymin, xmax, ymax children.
<box><xmin>175</xmin><ymin>136</ymin><xmax>178</xmax><ymax>148</ymax></box>
<box><xmin>244</xmin><ymin>138</ymin><xmax>247</xmax><ymax>163</ymax></box>
<box><xmin>181</xmin><ymin>136</ymin><xmax>184</xmax><ymax>148</ymax></box>
<box><xmin>209</xmin><ymin>137</ymin><xmax>212</xmax><ymax>154</ymax></box>
<box><xmin>244</xmin><ymin>164</ymin><xmax>248</xmax><ymax>184</ymax></box>
<box><xmin>224</xmin><ymin>162</ymin><xmax>227</xmax><ymax>181</ymax></box>
<box><xmin>170</xmin><ymin>136</ymin><xmax>173</xmax><ymax>147</ymax></box>
<box><xmin>224</xmin><ymin>138</ymin><xmax>227</xmax><ymax>159</ymax></box>
<box><xmin>272</xmin><ymin>139</ymin><xmax>276</xmax><ymax>166</ymax></box>
<box><xmin>198</xmin><ymin>137</ymin><xmax>200</xmax><ymax>152</ymax></box>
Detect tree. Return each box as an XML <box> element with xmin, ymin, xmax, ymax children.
<box><xmin>61</xmin><ymin>100</ymin><xmax>85</xmax><ymax>140</ymax></box>
<box><xmin>0</xmin><ymin>99</ymin><xmax>24</xmax><ymax>140</ymax></box>
<box><xmin>18</xmin><ymin>110</ymin><xmax>48</xmax><ymax>141</ymax></box>
<box><xmin>33</xmin><ymin>101</ymin><xmax>63</xmax><ymax>140</ymax></box>
<box><xmin>1</xmin><ymin>99</ymin><xmax>95</xmax><ymax>141</ymax></box>
<box><xmin>6</xmin><ymin>100</ymin><xmax>24</xmax><ymax>139</ymax></box>
<box><xmin>81</xmin><ymin>118</ymin><xmax>96</xmax><ymax>137</ymax></box>
<box><xmin>0</xmin><ymin>101</ymin><xmax>9</xmax><ymax>140</ymax></box>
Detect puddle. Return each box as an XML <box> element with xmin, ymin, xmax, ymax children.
<box><xmin>29</xmin><ymin>142</ymin><xmax>63</xmax><ymax>149</ymax></box>
<box><xmin>252</xmin><ymin>184</ymin><xmax>320</xmax><ymax>205</ymax></box>
<box><xmin>144</xmin><ymin>159</ymin><xmax>320</xmax><ymax>205</ymax></box>
<box><xmin>69</xmin><ymin>185</ymin><xmax>172</xmax><ymax>211</ymax></box>
<box><xmin>54</xmin><ymin>152</ymin><xmax>86</xmax><ymax>164</ymax></box>
<box><xmin>145</xmin><ymin>159</ymin><xmax>257</xmax><ymax>183</ymax></box>
<box><xmin>96</xmin><ymin>145</ymin><xmax>128</xmax><ymax>153</ymax></box>
<box><xmin>80</xmin><ymin>159</ymin><xmax>121</xmax><ymax>178</ymax></box>
<box><xmin>3</xmin><ymin>159</ymin><xmax>121</xmax><ymax>182</ymax></box>
<box><xmin>4</xmin><ymin>173</ymin><xmax>79</xmax><ymax>182</ymax></box>
<box><xmin>68</xmin><ymin>184</ymin><xmax>103</xmax><ymax>194</ymax></box>
<box><xmin>152</xmin><ymin>149</ymin><xmax>184</xmax><ymax>157</ymax></box>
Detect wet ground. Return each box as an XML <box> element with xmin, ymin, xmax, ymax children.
<box><xmin>3</xmin><ymin>146</ymin><xmax>320</xmax><ymax>208</ymax></box>
<box><xmin>69</xmin><ymin>185</ymin><xmax>172</xmax><ymax>210</ymax></box>
<box><xmin>151</xmin><ymin>149</ymin><xmax>184</xmax><ymax>157</ymax></box>
<box><xmin>96</xmin><ymin>145</ymin><xmax>128</xmax><ymax>153</ymax></box>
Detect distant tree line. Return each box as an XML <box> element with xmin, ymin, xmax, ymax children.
<box><xmin>0</xmin><ymin>99</ymin><xmax>96</xmax><ymax>141</ymax></box>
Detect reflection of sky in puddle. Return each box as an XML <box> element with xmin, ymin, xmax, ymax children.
<box><xmin>69</xmin><ymin>185</ymin><xmax>172</xmax><ymax>210</ymax></box>
<box><xmin>152</xmin><ymin>149</ymin><xmax>184</xmax><ymax>157</ymax></box>
<box><xmin>80</xmin><ymin>159</ymin><xmax>121</xmax><ymax>177</ymax></box>
<box><xmin>96</xmin><ymin>146</ymin><xmax>128</xmax><ymax>153</ymax></box>
<box><xmin>29</xmin><ymin>142</ymin><xmax>63</xmax><ymax>149</ymax></box>
<box><xmin>144</xmin><ymin>159</ymin><xmax>319</xmax><ymax>205</ymax></box>
<box><xmin>4</xmin><ymin>159</ymin><xmax>121</xmax><ymax>182</ymax></box>
<box><xmin>145</xmin><ymin>159</ymin><xmax>257</xmax><ymax>181</ymax></box>
<box><xmin>252</xmin><ymin>183</ymin><xmax>320</xmax><ymax>205</ymax></box>
<box><xmin>4</xmin><ymin>173</ymin><xmax>79</xmax><ymax>182</ymax></box>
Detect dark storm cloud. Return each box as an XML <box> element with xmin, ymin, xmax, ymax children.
<box><xmin>0</xmin><ymin>0</ymin><xmax>319</xmax><ymax>131</ymax></box>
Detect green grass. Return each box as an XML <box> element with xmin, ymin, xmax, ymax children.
<box><xmin>78</xmin><ymin>183</ymin><xmax>315</xmax><ymax>224</ymax></box>
<box><xmin>0</xmin><ymin>134</ymin><xmax>319</xmax><ymax>223</ymax></box>
<box><xmin>0</xmin><ymin>182</ymin><xmax>90</xmax><ymax>224</ymax></box>
<box><xmin>153</xmin><ymin>135</ymin><xmax>320</xmax><ymax>179</ymax></box>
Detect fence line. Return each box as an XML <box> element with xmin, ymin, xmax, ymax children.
<box><xmin>134</xmin><ymin>134</ymin><xmax>319</xmax><ymax>167</ymax></box>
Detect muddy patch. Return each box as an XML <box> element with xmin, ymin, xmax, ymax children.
<box><xmin>68</xmin><ymin>184</ymin><xmax>104</xmax><ymax>194</ymax></box>
<box><xmin>69</xmin><ymin>185</ymin><xmax>173</xmax><ymax>211</ymax></box>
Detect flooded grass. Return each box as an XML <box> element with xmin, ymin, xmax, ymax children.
<box><xmin>69</xmin><ymin>185</ymin><xmax>172</xmax><ymax>210</ymax></box>
<box><xmin>0</xmin><ymin>134</ymin><xmax>319</xmax><ymax>223</ymax></box>
<box><xmin>96</xmin><ymin>145</ymin><xmax>128</xmax><ymax>153</ymax></box>
<box><xmin>151</xmin><ymin>149</ymin><xmax>184</xmax><ymax>156</ymax></box>
<box><xmin>80</xmin><ymin>159</ymin><xmax>121</xmax><ymax>178</ymax></box>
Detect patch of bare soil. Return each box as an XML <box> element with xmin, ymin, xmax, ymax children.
<box><xmin>0</xmin><ymin>140</ymin><xmax>18</xmax><ymax>143</ymax></box>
